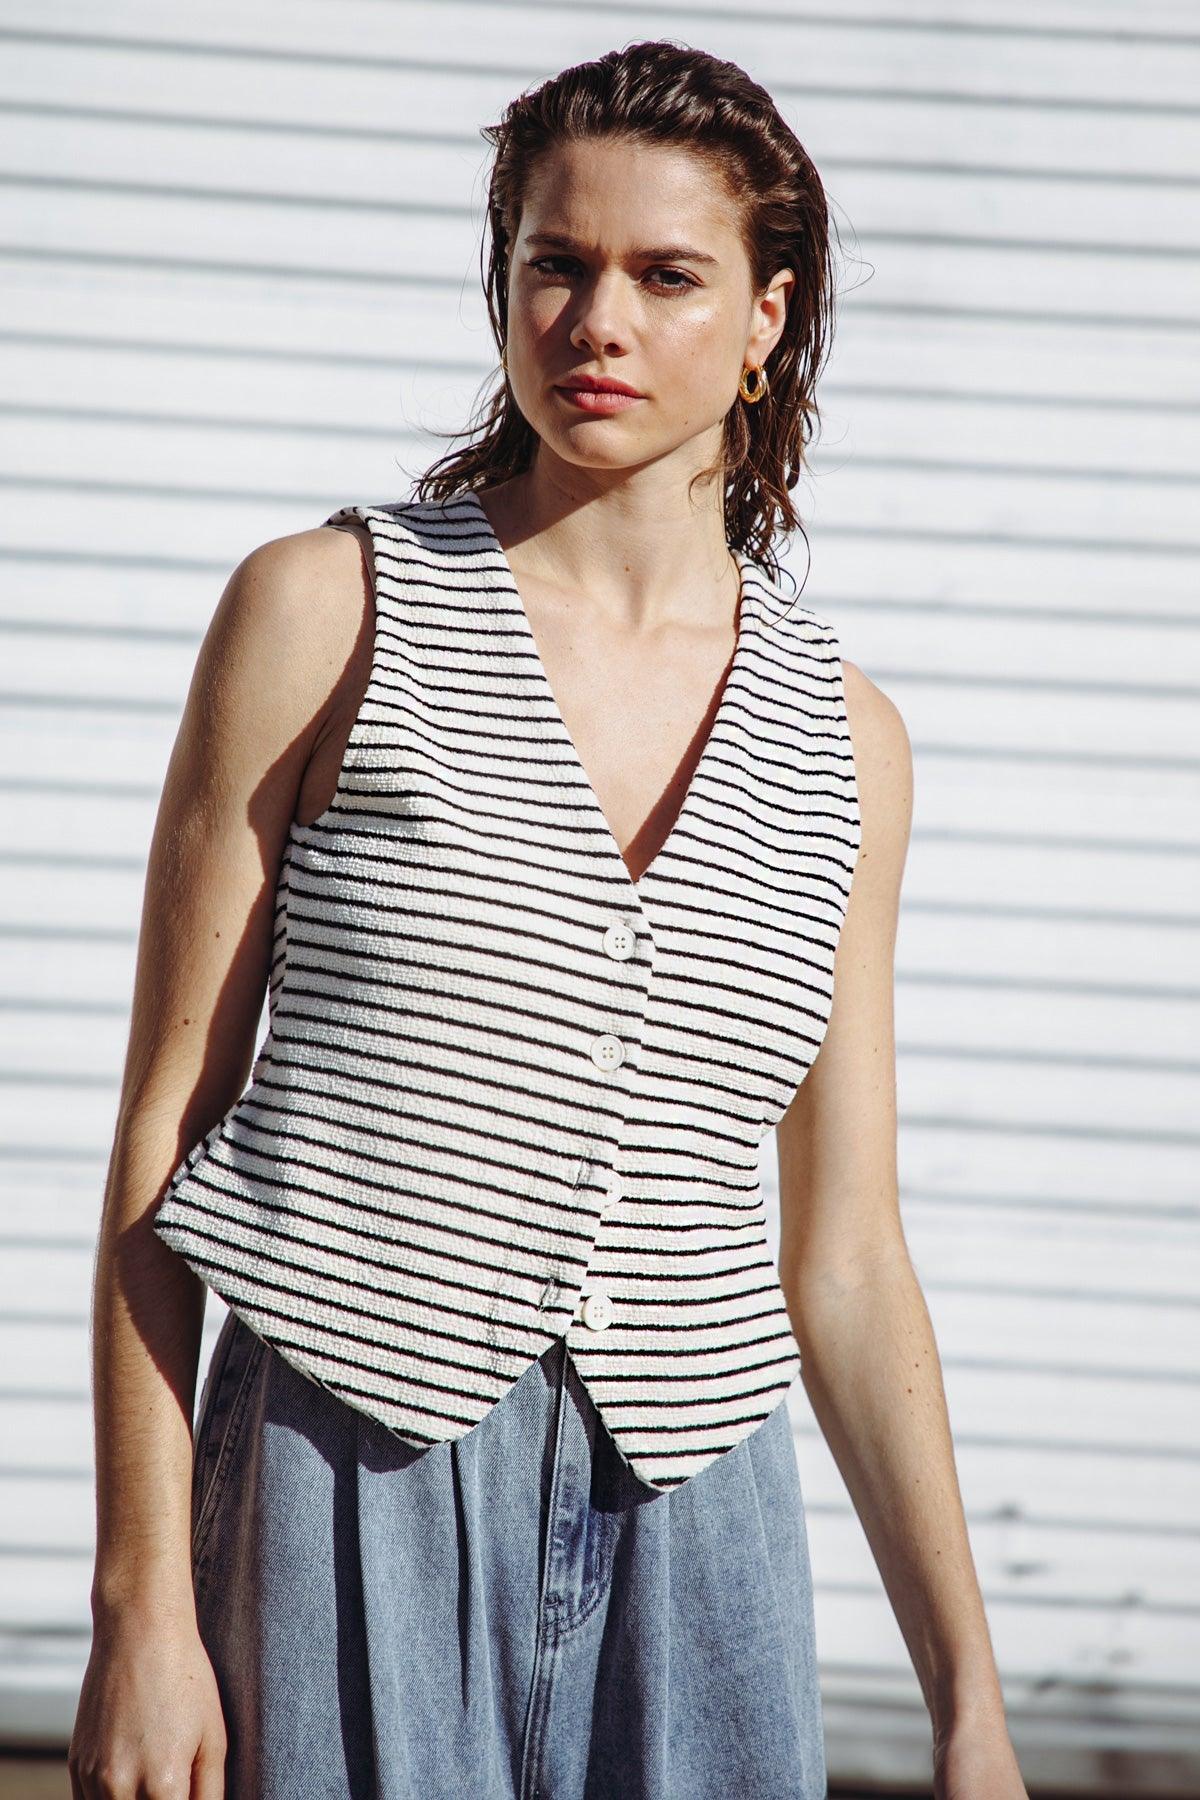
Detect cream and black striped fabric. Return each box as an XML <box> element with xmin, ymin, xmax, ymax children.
<box><xmin>153</xmin><ymin>489</ymin><xmax>862</xmax><ymax>1490</ymax></box>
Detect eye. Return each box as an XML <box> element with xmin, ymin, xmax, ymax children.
<box><xmin>527</xmin><ymin>256</ymin><xmax>696</xmax><ymax>294</ymax></box>
<box><xmin>647</xmin><ymin>268</ymin><xmax>696</xmax><ymax>292</ymax></box>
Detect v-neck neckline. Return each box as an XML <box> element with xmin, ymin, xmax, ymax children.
<box><xmin>460</xmin><ymin>485</ymin><xmax>758</xmax><ymax>911</ymax></box>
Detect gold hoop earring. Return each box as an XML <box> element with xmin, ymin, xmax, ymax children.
<box><xmin>499</xmin><ymin>345</ymin><xmax>508</xmax><ymax>374</ymax></box>
<box><xmin>738</xmin><ymin>362</ymin><xmax>768</xmax><ymax>404</ymax></box>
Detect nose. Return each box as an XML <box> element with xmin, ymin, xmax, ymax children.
<box><xmin>568</xmin><ymin>270</ymin><xmax>635</xmax><ymax>360</ymax></box>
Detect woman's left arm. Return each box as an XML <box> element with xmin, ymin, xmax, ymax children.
<box><xmin>776</xmin><ymin>661</ymin><xmax>1028</xmax><ymax>1800</ymax></box>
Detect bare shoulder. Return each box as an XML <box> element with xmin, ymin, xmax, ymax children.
<box><xmin>195</xmin><ymin>522</ymin><xmax>373</xmax><ymax>763</ymax></box>
<box><xmin>841</xmin><ymin>657</ymin><xmax>913</xmax><ymax>884</ymax></box>
<box><xmin>210</xmin><ymin>522</ymin><xmax>368</xmax><ymax>679</ymax></box>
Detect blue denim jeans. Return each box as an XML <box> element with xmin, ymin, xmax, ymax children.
<box><xmin>191</xmin><ymin>1309</ymin><xmax>827</xmax><ymax>1798</ymax></box>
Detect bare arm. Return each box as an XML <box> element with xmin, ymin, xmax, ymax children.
<box><xmin>90</xmin><ymin>522</ymin><xmax>372</xmax><ymax>1617</ymax></box>
<box><xmin>70</xmin><ymin>522</ymin><xmax>372</xmax><ymax>1793</ymax></box>
<box><xmin>776</xmin><ymin>662</ymin><xmax>1026</xmax><ymax>1794</ymax></box>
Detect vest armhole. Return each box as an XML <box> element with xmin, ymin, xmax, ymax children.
<box><xmin>304</xmin><ymin>504</ymin><xmax>391</xmax><ymax>827</ymax></box>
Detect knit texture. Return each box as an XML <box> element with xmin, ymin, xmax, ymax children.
<box><xmin>153</xmin><ymin>489</ymin><xmax>862</xmax><ymax>1491</ymax></box>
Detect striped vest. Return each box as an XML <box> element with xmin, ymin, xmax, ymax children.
<box><xmin>153</xmin><ymin>488</ymin><xmax>861</xmax><ymax>1491</ymax></box>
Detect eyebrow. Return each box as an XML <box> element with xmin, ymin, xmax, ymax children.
<box><xmin>524</xmin><ymin>231</ymin><xmax>720</xmax><ymax>266</ymax></box>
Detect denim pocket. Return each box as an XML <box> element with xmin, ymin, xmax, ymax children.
<box><xmin>190</xmin><ymin>1308</ymin><xmax>265</xmax><ymax>1569</ymax></box>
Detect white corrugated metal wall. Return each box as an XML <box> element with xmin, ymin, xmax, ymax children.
<box><xmin>2</xmin><ymin>3</ymin><xmax>1197</xmax><ymax>1790</ymax></box>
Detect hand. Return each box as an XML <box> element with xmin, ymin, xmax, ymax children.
<box><xmin>68</xmin><ymin>1605</ymin><xmax>227</xmax><ymax>1798</ymax></box>
<box><xmin>933</xmin><ymin>1719</ymin><xmax>1029</xmax><ymax>1800</ymax></box>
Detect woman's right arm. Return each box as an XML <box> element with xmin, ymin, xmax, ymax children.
<box><xmin>68</xmin><ymin>521</ymin><xmax>372</xmax><ymax>1798</ymax></box>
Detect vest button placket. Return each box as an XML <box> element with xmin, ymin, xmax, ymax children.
<box><xmin>558</xmin><ymin>897</ymin><xmax>646</xmax><ymax>1349</ymax></box>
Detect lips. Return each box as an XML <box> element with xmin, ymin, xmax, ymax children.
<box><xmin>554</xmin><ymin>384</ymin><xmax>645</xmax><ymax>414</ymax></box>
<box><xmin>559</xmin><ymin>377</ymin><xmax>643</xmax><ymax>397</ymax></box>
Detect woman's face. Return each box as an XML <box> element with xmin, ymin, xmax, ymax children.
<box><xmin>504</xmin><ymin>137</ymin><xmax>791</xmax><ymax>483</ymax></box>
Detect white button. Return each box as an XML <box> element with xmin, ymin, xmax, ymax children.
<box><xmin>590</xmin><ymin>1033</ymin><xmax>625</xmax><ymax>1071</ymax></box>
<box><xmin>580</xmin><ymin>1290</ymin><xmax>614</xmax><ymax>1331</ymax></box>
<box><xmin>600</xmin><ymin>1169</ymin><xmax>622</xmax><ymax>1212</ymax></box>
<box><xmin>603</xmin><ymin>921</ymin><xmax>636</xmax><ymax>961</ymax></box>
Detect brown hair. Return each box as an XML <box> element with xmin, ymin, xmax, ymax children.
<box><xmin>413</xmin><ymin>38</ymin><xmax>843</xmax><ymax>592</ymax></box>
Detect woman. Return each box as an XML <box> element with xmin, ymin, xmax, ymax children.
<box><xmin>71</xmin><ymin>39</ymin><xmax>1028</xmax><ymax>1800</ymax></box>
